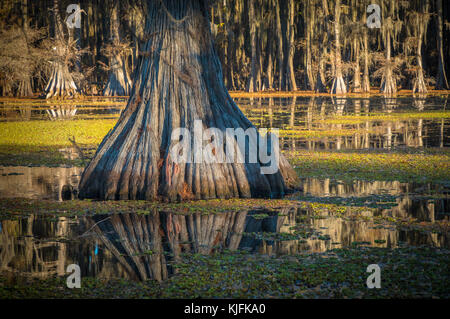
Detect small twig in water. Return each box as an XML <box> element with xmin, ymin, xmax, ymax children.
<box><xmin>69</xmin><ymin>136</ymin><xmax>86</xmax><ymax>161</ymax></box>
<box><xmin>77</xmin><ymin>217</ymin><xmax>111</xmax><ymax>238</ymax></box>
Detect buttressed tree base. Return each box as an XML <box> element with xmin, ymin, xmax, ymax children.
<box><xmin>79</xmin><ymin>0</ymin><xmax>299</xmax><ymax>202</ymax></box>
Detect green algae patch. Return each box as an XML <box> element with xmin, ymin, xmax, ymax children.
<box><xmin>0</xmin><ymin>119</ymin><xmax>116</xmax><ymax>166</ymax></box>
<box><xmin>287</xmin><ymin>148</ymin><xmax>450</xmax><ymax>183</ymax></box>
<box><xmin>0</xmin><ymin>97</ymin><xmax>127</xmax><ymax>107</ymax></box>
<box><xmin>1</xmin><ymin>246</ymin><xmax>448</xmax><ymax>298</ymax></box>
<box><xmin>0</xmin><ymin>119</ymin><xmax>116</xmax><ymax>149</ymax></box>
<box><xmin>1</xmin><ymin>197</ymin><xmax>447</xmax><ymax>236</ymax></box>
<box><xmin>279</xmin><ymin>128</ymin><xmax>376</xmax><ymax>139</ymax></box>
<box><xmin>0</xmin><ymin>198</ymin><xmax>300</xmax><ymax>220</ymax></box>
<box><xmin>321</xmin><ymin>111</ymin><xmax>450</xmax><ymax>125</ymax></box>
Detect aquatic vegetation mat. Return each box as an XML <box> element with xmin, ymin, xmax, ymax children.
<box><xmin>287</xmin><ymin>149</ymin><xmax>450</xmax><ymax>183</ymax></box>
<box><xmin>1</xmin><ymin>246</ymin><xmax>448</xmax><ymax>298</ymax></box>
<box><xmin>0</xmin><ymin>198</ymin><xmax>299</xmax><ymax>219</ymax></box>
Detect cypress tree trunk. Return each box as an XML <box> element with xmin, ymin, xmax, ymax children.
<box><xmin>380</xmin><ymin>2</ymin><xmax>397</xmax><ymax>95</ymax></box>
<box><xmin>412</xmin><ymin>1</ymin><xmax>428</xmax><ymax>94</ymax></box>
<box><xmin>435</xmin><ymin>0</ymin><xmax>449</xmax><ymax>90</ymax></box>
<box><xmin>352</xmin><ymin>41</ymin><xmax>362</xmax><ymax>92</ymax></box>
<box><xmin>330</xmin><ymin>0</ymin><xmax>346</xmax><ymax>94</ymax></box>
<box><xmin>315</xmin><ymin>0</ymin><xmax>329</xmax><ymax>93</ymax></box>
<box><xmin>351</xmin><ymin>1</ymin><xmax>361</xmax><ymax>93</ymax></box>
<box><xmin>305</xmin><ymin>0</ymin><xmax>315</xmax><ymax>91</ymax></box>
<box><xmin>79</xmin><ymin>0</ymin><xmax>299</xmax><ymax>202</ymax></box>
<box><xmin>17</xmin><ymin>0</ymin><xmax>33</xmax><ymax>97</ymax></box>
<box><xmin>44</xmin><ymin>0</ymin><xmax>79</xmax><ymax>99</ymax></box>
<box><xmin>380</xmin><ymin>29</ymin><xmax>396</xmax><ymax>94</ymax></box>
<box><xmin>103</xmin><ymin>1</ymin><xmax>132</xmax><ymax>96</ymax></box>
<box><xmin>285</xmin><ymin>0</ymin><xmax>297</xmax><ymax>91</ymax></box>
<box><xmin>266</xmin><ymin>40</ymin><xmax>274</xmax><ymax>90</ymax></box>
<box><xmin>275</xmin><ymin>0</ymin><xmax>284</xmax><ymax>90</ymax></box>
<box><xmin>248</xmin><ymin>0</ymin><xmax>257</xmax><ymax>92</ymax></box>
<box><xmin>413</xmin><ymin>34</ymin><xmax>427</xmax><ymax>93</ymax></box>
<box><xmin>362</xmin><ymin>27</ymin><xmax>370</xmax><ymax>93</ymax></box>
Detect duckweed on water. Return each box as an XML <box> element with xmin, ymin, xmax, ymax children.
<box><xmin>0</xmin><ymin>197</ymin><xmax>446</xmax><ymax>236</ymax></box>
<box><xmin>0</xmin><ymin>119</ymin><xmax>115</xmax><ymax>166</ymax></box>
<box><xmin>0</xmin><ymin>120</ymin><xmax>115</xmax><ymax>149</ymax></box>
<box><xmin>0</xmin><ymin>198</ymin><xmax>299</xmax><ymax>220</ymax></box>
<box><xmin>322</xmin><ymin>111</ymin><xmax>450</xmax><ymax>125</ymax></box>
<box><xmin>287</xmin><ymin>149</ymin><xmax>450</xmax><ymax>183</ymax></box>
<box><xmin>1</xmin><ymin>246</ymin><xmax>448</xmax><ymax>298</ymax></box>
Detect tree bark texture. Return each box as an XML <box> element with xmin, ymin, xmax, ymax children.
<box><xmin>103</xmin><ymin>2</ymin><xmax>132</xmax><ymax>96</ymax></box>
<box><xmin>330</xmin><ymin>0</ymin><xmax>347</xmax><ymax>94</ymax></box>
<box><xmin>380</xmin><ymin>30</ymin><xmax>397</xmax><ymax>95</ymax></box>
<box><xmin>435</xmin><ymin>0</ymin><xmax>448</xmax><ymax>90</ymax></box>
<box><xmin>44</xmin><ymin>0</ymin><xmax>78</xmax><ymax>99</ymax></box>
<box><xmin>79</xmin><ymin>0</ymin><xmax>299</xmax><ymax>202</ymax></box>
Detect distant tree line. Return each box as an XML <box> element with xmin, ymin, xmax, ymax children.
<box><xmin>0</xmin><ymin>0</ymin><xmax>448</xmax><ymax>98</ymax></box>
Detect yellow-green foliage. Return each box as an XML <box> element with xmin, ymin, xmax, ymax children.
<box><xmin>287</xmin><ymin>149</ymin><xmax>450</xmax><ymax>183</ymax></box>
<box><xmin>0</xmin><ymin>119</ymin><xmax>116</xmax><ymax>152</ymax></box>
<box><xmin>322</xmin><ymin>111</ymin><xmax>450</xmax><ymax>125</ymax></box>
<box><xmin>279</xmin><ymin>128</ymin><xmax>373</xmax><ymax>139</ymax></box>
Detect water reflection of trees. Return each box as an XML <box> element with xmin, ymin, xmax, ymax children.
<box><xmin>244</xmin><ymin>96</ymin><xmax>446</xmax><ymax>151</ymax></box>
<box><xmin>0</xmin><ymin>105</ymin><xmax>32</xmax><ymax>121</ymax></box>
<box><xmin>85</xmin><ymin>211</ymin><xmax>248</xmax><ymax>282</ymax></box>
<box><xmin>301</xmin><ymin>177</ymin><xmax>449</xmax><ymax>222</ymax></box>
<box><xmin>46</xmin><ymin>105</ymin><xmax>77</xmax><ymax>120</ymax></box>
<box><xmin>267</xmin><ymin>205</ymin><xmax>448</xmax><ymax>254</ymax></box>
<box><xmin>1</xmin><ymin>206</ymin><xmax>447</xmax><ymax>282</ymax></box>
<box><xmin>0</xmin><ymin>166</ymin><xmax>81</xmax><ymax>200</ymax></box>
<box><xmin>0</xmin><ymin>104</ymin><xmax>78</xmax><ymax>121</ymax></box>
<box><xmin>0</xmin><ymin>215</ymin><xmax>70</xmax><ymax>278</ymax></box>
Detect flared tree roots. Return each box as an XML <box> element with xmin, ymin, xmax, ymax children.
<box><xmin>45</xmin><ymin>61</ymin><xmax>78</xmax><ymax>99</ymax></box>
<box><xmin>103</xmin><ymin>55</ymin><xmax>131</xmax><ymax>96</ymax></box>
<box><xmin>79</xmin><ymin>0</ymin><xmax>299</xmax><ymax>202</ymax></box>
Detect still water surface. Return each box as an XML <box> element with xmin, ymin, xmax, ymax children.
<box><xmin>0</xmin><ymin>95</ymin><xmax>448</xmax><ymax>282</ymax></box>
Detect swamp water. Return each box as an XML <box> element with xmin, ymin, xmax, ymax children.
<box><xmin>0</xmin><ymin>95</ymin><xmax>448</xmax><ymax>283</ymax></box>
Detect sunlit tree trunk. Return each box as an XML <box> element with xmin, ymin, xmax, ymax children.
<box><xmin>412</xmin><ymin>1</ymin><xmax>428</xmax><ymax>94</ymax></box>
<box><xmin>362</xmin><ymin>26</ymin><xmax>370</xmax><ymax>92</ymax></box>
<box><xmin>315</xmin><ymin>0</ymin><xmax>329</xmax><ymax>93</ymax></box>
<box><xmin>330</xmin><ymin>0</ymin><xmax>347</xmax><ymax>94</ymax></box>
<box><xmin>247</xmin><ymin>0</ymin><xmax>257</xmax><ymax>92</ymax></box>
<box><xmin>351</xmin><ymin>0</ymin><xmax>361</xmax><ymax>93</ymax></box>
<box><xmin>285</xmin><ymin>0</ymin><xmax>297</xmax><ymax>91</ymax></box>
<box><xmin>380</xmin><ymin>32</ymin><xmax>396</xmax><ymax>94</ymax></box>
<box><xmin>44</xmin><ymin>0</ymin><xmax>78</xmax><ymax>99</ymax></box>
<box><xmin>305</xmin><ymin>0</ymin><xmax>315</xmax><ymax>90</ymax></box>
<box><xmin>79</xmin><ymin>0</ymin><xmax>299</xmax><ymax>201</ymax></box>
<box><xmin>413</xmin><ymin>30</ymin><xmax>427</xmax><ymax>93</ymax></box>
<box><xmin>380</xmin><ymin>1</ymin><xmax>397</xmax><ymax>95</ymax></box>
